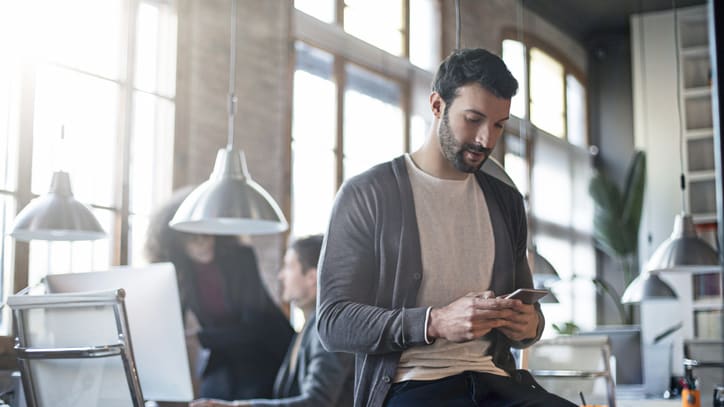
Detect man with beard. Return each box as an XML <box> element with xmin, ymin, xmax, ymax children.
<box><xmin>316</xmin><ymin>48</ymin><xmax>575</xmax><ymax>407</ymax></box>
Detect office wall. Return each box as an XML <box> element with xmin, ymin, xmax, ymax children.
<box><xmin>587</xmin><ymin>32</ymin><xmax>637</xmax><ymax>324</ymax></box>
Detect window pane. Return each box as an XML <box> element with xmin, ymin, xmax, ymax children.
<box><xmin>31</xmin><ymin>66</ymin><xmax>119</xmax><ymax>207</ymax></box>
<box><xmin>410</xmin><ymin>115</ymin><xmax>427</xmax><ymax>152</ymax></box>
<box><xmin>292</xmin><ymin>43</ymin><xmax>336</xmax><ymax>235</ymax></box>
<box><xmin>502</xmin><ymin>39</ymin><xmax>527</xmax><ymax>119</ymax></box>
<box><xmin>343</xmin><ymin>64</ymin><xmax>404</xmax><ymax>180</ymax></box>
<box><xmin>0</xmin><ymin>194</ymin><xmax>15</xmax><ymax>295</ymax></box>
<box><xmin>504</xmin><ymin>135</ymin><xmax>529</xmax><ymax>197</ymax></box>
<box><xmin>410</xmin><ymin>0</ymin><xmax>440</xmax><ymax>71</ymax></box>
<box><xmin>566</xmin><ymin>74</ymin><xmax>587</xmax><ymax>147</ymax></box>
<box><xmin>293</xmin><ymin>43</ymin><xmax>335</xmax><ymax>149</ymax></box>
<box><xmin>0</xmin><ymin>57</ymin><xmax>19</xmax><ymax>192</ymax></box>
<box><xmin>129</xmin><ymin>214</ymin><xmax>150</xmax><ymax>266</ymax></box>
<box><xmin>134</xmin><ymin>1</ymin><xmax>178</xmax><ymax>97</ymax></box>
<box><xmin>531</xmin><ymin>134</ymin><xmax>571</xmax><ymax>226</ymax></box>
<box><xmin>530</xmin><ymin>48</ymin><xmax>564</xmax><ymax>138</ymax></box>
<box><xmin>536</xmin><ymin>234</ymin><xmax>596</xmax><ymax>333</ymax></box>
<box><xmin>0</xmin><ymin>194</ymin><xmax>15</xmax><ymax>333</ymax></box>
<box><xmin>344</xmin><ymin>0</ymin><xmax>403</xmax><ymax>56</ymax></box>
<box><xmin>130</xmin><ymin>92</ymin><xmax>175</xmax><ymax>216</ymax></box>
<box><xmin>28</xmin><ymin>209</ymin><xmax>113</xmax><ymax>287</ymax></box>
<box><xmin>295</xmin><ymin>0</ymin><xmax>335</xmax><ymax>23</ymax></box>
<box><xmin>292</xmin><ymin>142</ymin><xmax>336</xmax><ymax>236</ymax></box>
<box><xmin>40</xmin><ymin>0</ymin><xmax>122</xmax><ymax>79</ymax></box>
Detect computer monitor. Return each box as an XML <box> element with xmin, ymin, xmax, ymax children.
<box><xmin>580</xmin><ymin>325</ymin><xmax>643</xmax><ymax>385</ymax></box>
<box><xmin>45</xmin><ymin>262</ymin><xmax>193</xmax><ymax>402</ymax></box>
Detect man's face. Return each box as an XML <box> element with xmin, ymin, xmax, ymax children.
<box><xmin>278</xmin><ymin>249</ymin><xmax>317</xmax><ymax>308</ymax></box>
<box><xmin>436</xmin><ymin>84</ymin><xmax>511</xmax><ymax>173</ymax></box>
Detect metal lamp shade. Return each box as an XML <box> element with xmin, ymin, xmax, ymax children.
<box><xmin>10</xmin><ymin>171</ymin><xmax>106</xmax><ymax>241</ymax></box>
<box><xmin>621</xmin><ymin>272</ymin><xmax>678</xmax><ymax>303</ymax></box>
<box><xmin>530</xmin><ymin>249</ymin><xmax>561</xmax><ymax>282</ymax></box>
<box><xmin>646</xmin><ymin>213</ymin><xmax>719</xmax><ymax>272</ymax></box>
<box><xmin>169</xmin><ymin>148</ymin><xmax>288</xmax><ymax>235</ymax></box>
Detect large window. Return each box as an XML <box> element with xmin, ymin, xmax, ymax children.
<box><xmin>291</xmin><ymin>1</ymin><xmax>438</xmax><ymax>237</ymax></box>
<box><xmin>502</xmin><ymin>38</ymin><xmax>587</xmax><ymax>147</ymax></box>
<box><xmin>502</xmin><ymin>38</ymin><xmax>595</xmax><ymax>331</ymax></box>
<box><xmin>295</xmin><ymin>0</ymin><xmax>440</xmax><ymax>71</ymax></box>
<box><xmin>0</xmin><ymin>0</ymin><xmax>177</xmax><ymax>327</ymax></box>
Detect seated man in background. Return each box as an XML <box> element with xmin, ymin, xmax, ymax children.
<box><xmin>191</xmin><ymin>235</ymin><xmax>354</xmax><ymax>407</ymax></box>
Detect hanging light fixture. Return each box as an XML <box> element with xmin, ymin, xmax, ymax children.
<box><xmin>645</xmin><ymin>1</ymin><xmax>718</xmax><ymax>272</ymax></box>
<box><xmin>169</xmin><ymin>0</ymin><xmax>287</xmax><ymax>235</ymax></box>
<box><xmin>621</xmin><ymin>271</ymin><xmax>678</xmax><ymax>303</ymax></box>
<box><xmin>10</xmin><ymin>127</ymin><xmax>105</xmax><ymax>241</ymax></box>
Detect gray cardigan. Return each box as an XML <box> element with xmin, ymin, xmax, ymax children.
<box><xmin>316</xmin><ymin>155</ymin><xmax>544</xmax><ymax>407</ymax></box>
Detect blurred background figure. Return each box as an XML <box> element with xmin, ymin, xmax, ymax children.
<box><xmin>190</xmin><ymin>234</ymin><xmax>354</xmax><ymax>407</ymax></box>
<box><xmin>145</xmin><ymin>187</ymin><xmax>294</xmax><ymax>400</ymax></box>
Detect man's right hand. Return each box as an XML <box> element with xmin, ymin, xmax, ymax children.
<box><xmin>426</xmin><ymin>291</ymin><xmax>522</xmax><ymax>342</ymax></box>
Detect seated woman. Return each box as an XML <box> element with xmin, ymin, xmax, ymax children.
<box><xmin>190</xmin><ymin>235</ymin><xmax>354</xmax><ymax>407</ymax></box>
<box><xmin>145</xmin><ymin>187</ymin><xmax>294</xmax><ymax>400</ymax></box>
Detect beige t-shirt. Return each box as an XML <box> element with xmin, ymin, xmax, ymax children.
<box><xmin>394</xmin><ymin>154</ymin><xmax>507</xmax><ymax>382</ymax></box>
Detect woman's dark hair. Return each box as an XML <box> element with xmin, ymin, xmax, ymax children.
<box><xmin>144</xmin><ymin>186</ymin><xmax>239</xmax><ymax>265</ymax></box>
<box><xmin>144</xmin><ymin>186</ymin><xmax>250</xmax><ymax>307</ymax></box>
<box><xmin>290</xmin><ymin>234</ymin><xmax>324</xmax><ymax>273</ymax></box>
<box><xmin>432</xmin><ymin>48</ymin><xmax>519</xmax><ymax>106</ymax></box>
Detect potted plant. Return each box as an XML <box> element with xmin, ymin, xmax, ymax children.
<box><xmin>588</xmin><ymin>151</ymin><xmax>646</xmax><ymax>324</ymax></box>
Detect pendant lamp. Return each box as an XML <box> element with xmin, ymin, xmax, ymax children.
<box><xmin>10</xmin><ymin>128</ymin><xmax>105</xmax><ymax>242</ymax></box>
<box><xmin>646</xmin><ymin>213</ymin><xmax>719</xmax><ymax>272</ymax></box>
<box><xmin>621</xmin><ymin>271</ymin><xmax>678</xmax><ymax>303</ymax></box>
<box><xmin>169</xmin><ymin>0</ymin><xmax>287</xmax><ymax>235</ymax></box>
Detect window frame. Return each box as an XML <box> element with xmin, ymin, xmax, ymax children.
<box><xmin>4</xmin><ymin>0</ymin><xmax>177</xmax><ymax>297</ymax></box>
<box><xmin>501</xmin><ymin>28</ymin><xmax>589</xmax><ymax>146</ymax></box>
<box><xmin>290</xmin><ymin>2</ymin><xmax>437</xmax><ymax>235</ymax></box>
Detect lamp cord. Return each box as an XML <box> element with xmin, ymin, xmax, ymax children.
<box><xmin>455</xmin><ymin>0</ymin><xmax>461</xmax><ymax>50</ymax></box>
<box><xmin>672</xmin><ymin>0</ymin><xmax>687</xmax><ymax>213</ymax></box>
<box><xmin>227</xmin><ymin>0</ymin><xmax>238</xmax><ymax>149</ymax></box>
<box><xmin>639</xmin><ymin>0</ymin><xmax>654</xmax><ymax>246</ymax></box>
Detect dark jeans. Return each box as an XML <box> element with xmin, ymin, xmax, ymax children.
<box><xmin>384</xmin><ymin>371</ymin><xmax>577</xmax><ymax>407</ymax></box>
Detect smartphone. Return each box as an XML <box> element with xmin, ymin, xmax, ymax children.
<box><xmin>503</xmin><ymin>288</ymin><xmax>549</xmax><ymax>304</ymax></box>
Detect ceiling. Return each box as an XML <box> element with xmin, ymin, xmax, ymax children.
<box><xmin>523</xmin><ymin>0</ymin><xmax>707</xmax><ymax>42</ymax></box>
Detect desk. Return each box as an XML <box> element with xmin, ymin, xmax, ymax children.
<box><xmin>616</xmin><ymin>400</ymin><xmax>678</xmax><ymax>407</ymax></box>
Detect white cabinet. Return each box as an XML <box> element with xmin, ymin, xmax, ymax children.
<box><xmin>632</xmin><ymin>4</ymin><xmax>722</xmax><ymax>376</ymax></box>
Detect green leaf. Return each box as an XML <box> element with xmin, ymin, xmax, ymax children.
<box><xmin>622</xmin><ymin>151</ymin><xmax>646</xmax><ymax>252</ymax></box>
<box><xmin>588</xmin><ymin>151</ymin><xmax>647</xmax><ymax>259</ymax></box>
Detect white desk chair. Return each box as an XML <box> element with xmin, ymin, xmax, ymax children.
<box><xmin>522</xmin><ymin>335</ymin><xmax>616</xmax><ymax>407</ymax></box>
<box><xmin>7</xmin><ymin>288</ymin><xmax>145</xmax><ymax>407</ymax></box>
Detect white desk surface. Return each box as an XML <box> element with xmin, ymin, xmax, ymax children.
<box><xmin>616</xmin><ymin>400</ymin><xmax>679</xmax><ymax>407</ymax></box>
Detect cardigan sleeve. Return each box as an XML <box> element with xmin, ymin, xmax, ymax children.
<box><xmin>316</xmin><ymin>178</ymin><xmax>429</xmax><ymax>356</ymax></box>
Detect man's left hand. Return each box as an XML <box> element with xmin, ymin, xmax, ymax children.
<box><xmin>495</xmin><ymin>300</ymin><xmax>539</xmax><ymax>342</ymax></box>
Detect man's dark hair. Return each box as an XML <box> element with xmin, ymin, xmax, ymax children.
<box><xmin>432</xmin><ymin>48</ymin><xmax>518</xmax><ymax>106</ymax></box>
<box><xmin>291</xmin><ymin>234</ymin><xmax>324</xmax><ymax>273</ymax></box>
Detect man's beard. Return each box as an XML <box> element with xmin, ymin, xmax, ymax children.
<box><xmin>438</xmin><ymin>110</ymin><xmax>491</xmax><ymax>173</ymax></box>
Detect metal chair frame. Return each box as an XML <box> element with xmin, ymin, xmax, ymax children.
<box><xmin>524</xmin><ymin>335</ymin><xmax>617</xmax><ymax>407</ymax></box>
<box><xmin>9</xmin><ymin>288</ymin><xmax>145</xmax><ymax>407</ymax></box>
